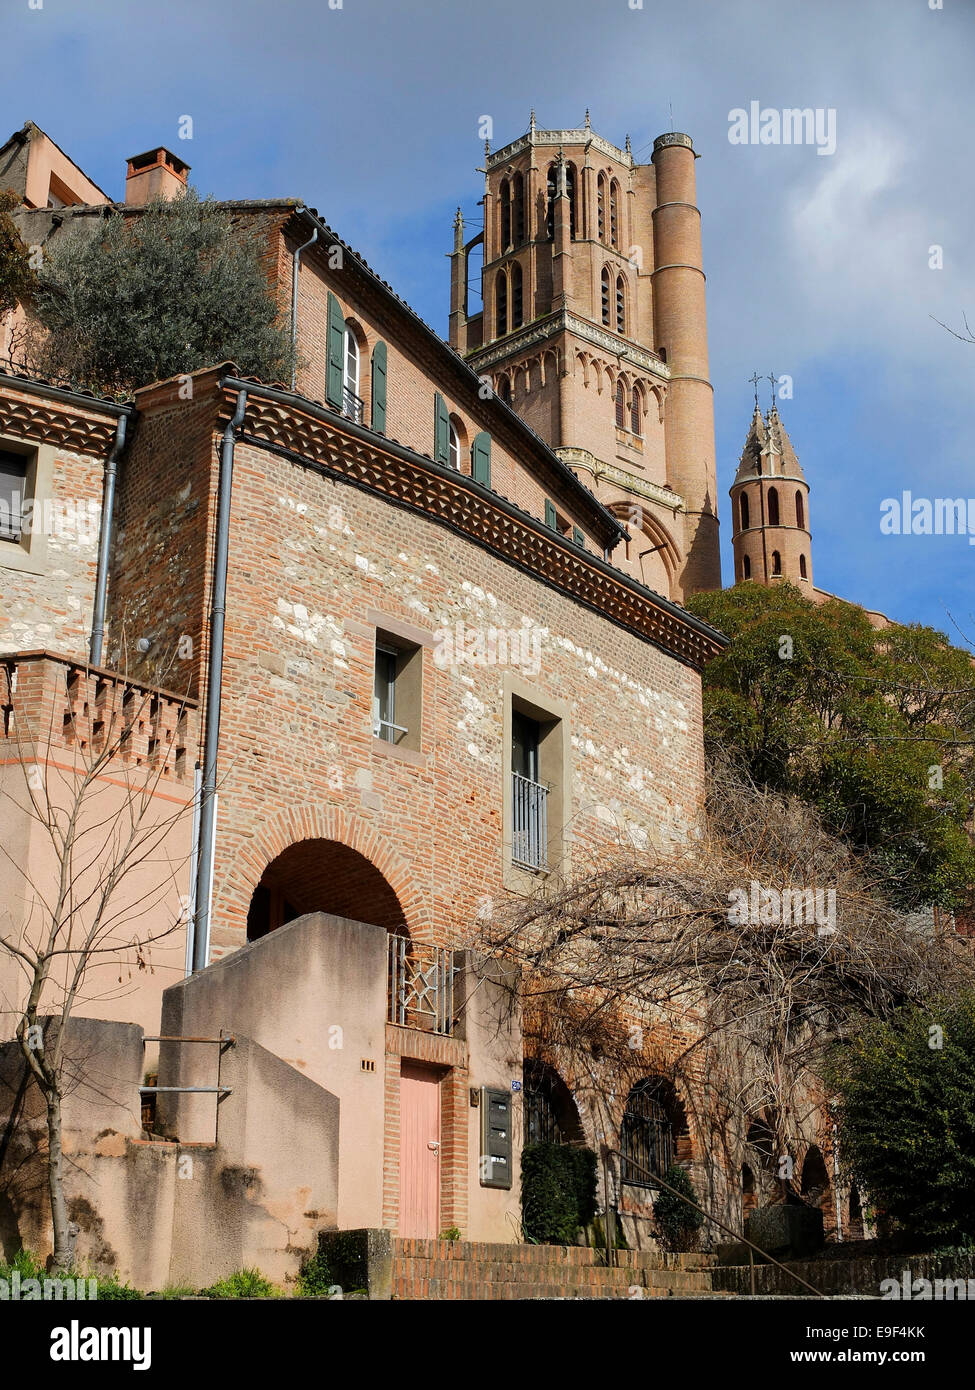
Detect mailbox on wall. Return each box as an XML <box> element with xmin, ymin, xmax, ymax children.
<box><xmin>479</xmin><ymin>1086</ymin><xmax>513</xmax><ymax>1189</ymax></box>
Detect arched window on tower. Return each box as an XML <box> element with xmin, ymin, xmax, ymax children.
<box><xmin>497</xmin><ymin>375</ymin><xmax>512</xmax><ymax>404</ymax></box>
<box><xmin>615</xmin><ymin>379</ymin><xmax>625</xmax><ymax>429</ymax></box>
<box><xmin>510</xmin><ymin>262</ymin><xmax>523</xmax><ymax>329</ymax></box>
<box><xmin>601</xmin><ymin>266</ymin><xmax>611</xmax><ymax>327</ymax></box>
<box><xmin>743</xmin><ymin>554</ymin><xmax>752</xmax><ymax>580</ymax></box>
<box><xmin>771</xmin><ymin>550</ymin><xmax>782</xmax><ymax>576</ymax></box>
<box><xmin>512</xmin><ymin>172</ymin><xmax>525</xmax><ymax>245</ymax></box>
<box><xmin>796</xmin><ymin>490</ymin><xmax>805</xmax><ymax>528</ymax></box>
<box><xmin>610</xmin><ymin>179</ymin><xmax>620</xmax><ymax>248</ymax></box>
<box><xmin>499</xmin><ymin>178</ymin><xmax>511</xmax><ymax>251</ymax></box>
<box><xmin>799</xmin><ymin>554</ymin><xmax>808</xmax><ymax>579</ymax></box>
<box><xmin>546</xmin><ymin>164</ymin><xmax>557</xmax><ymax>239</ymax></box>
<box><xmin>616</xmin><ymin>274</ymin><xmax>626</xmax><ymax>334</ymax></box>
<box><xmin>597</xmin><ymin>173</ymin><xmax>606</xmax><ymax>242</ymax></box>
<box><xmin>565</xmin><ymin>162</ymin><xmax>577</xmax><ymax>239</ymax></box>
<box><xmin>768</xmin><ymin>486</ymin><xmax>780</xmax><ymax>526</ymax></box>
<box><xmin>630</xmin><ymin>384</ymin><xmax>642</xmax><ymax>436</ymax></box>
<box><xmin>740</xmin><ymin>492</ymin><xmax>750</xmax><ymax>530</ymax></box>
<box><xmin>496</xmin><ymin>271</ymin><xmax>508</xmax><ymax>337</ymax></box>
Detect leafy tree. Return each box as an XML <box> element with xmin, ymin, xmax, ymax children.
<box><xmin>686</xmin><ymin>583</ymin><xmax>975</xmax><ymax>908</ymax></box>
<box><xmin>0</xmin><ymin>187</ymin><xmax>37</xmax><ymax>318</ymax></box>
<box><xmin>827</xmin><ymin>993</ymin><xmax>975</xmax><ymax>1244</ymax></box>
<box><xmin>29</xmin><ymin>190</ymin><xmax>292</xmax><ymax>395</ymax></box>
<box><xmin>653</xmin><ymin>1164</ymin><xmax>705</xmax><ymax>1251</ymax></box>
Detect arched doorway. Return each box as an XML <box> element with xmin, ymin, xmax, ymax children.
<box><xmin>246</xmin><ymin>838</ymin><xmax>407</xmax><ymax>941</ymax></box>
<box><xmin>800</xmin><ymin>1144</ymin><xmax>831</xmax><ymax>1218</ymax></box>
<box><xmin>523</xmin><ymin>1060</ymin><xmax>585</xmax><ymax>1146</ymax></box>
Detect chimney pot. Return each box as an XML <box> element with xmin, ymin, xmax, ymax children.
<box><xmin>124</xmin><ymin>147</ymin><xmax>190</xmax><ymax>206</ymax></box>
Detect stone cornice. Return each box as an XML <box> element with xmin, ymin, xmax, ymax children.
<box><xmin>216</xmin><ymin>379</ymin><xmax>726</xmax><ymax>672</ymax></box>
<box><xmin>558</xmin><ymin>449</ymin><xmax>685</xmax><ymax>514</ymax></box>
<box><xmin>488</xmin><ymin>129</ymin><xmax>634</xmax><ymax>170</ymax></box>
<box><xmin>0</xmin><ymin>378</ymin><xmax>125</xmax><ymax>455</ymax></box>
<box><xmin>467</xmin><ymin>311</ymin><xmax>670</xmax><ymax>382</ymax></box>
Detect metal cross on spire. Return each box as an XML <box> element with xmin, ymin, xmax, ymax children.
<box><xmin>767</xmin><ymin>371</ymin><xmax>778</xmax><ymax>410</ymax></box>
<box><xmin>748</xmin><ymin>372</ymin><xmax>762</xmax><ymax>410</ymax></box>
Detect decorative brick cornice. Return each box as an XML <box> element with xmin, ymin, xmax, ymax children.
<box><xmin>467</xmin><ymin>311</ymin><xmax>669</xmax><ymax>383</ymax></box>
<box><xmin>217</xmin><ymin>379</ymin><xmax>726</xmax><ymax>672</ymax></box>
<box><xmin>488</xmin><ymin>129</ymin><xmax>634</xmax><ymax>170</ymax></box>
<box><xmin>0</xmin><ymin>377</ymin><xmax>126</xmax><ymax>455</ymax></box>
<box><xmin>558</xmin><ymin>448</ymin><xmax>685</xmax><ymax>514</ymax></box>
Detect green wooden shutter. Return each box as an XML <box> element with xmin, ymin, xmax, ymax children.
<box><xmin>326</xmin><ymin>291</ymin><xmax>345</xmax><ymax>408</ymax></box>
<box><xmin>434</xmin><ymin>393</ymin><xmax>450</xmax><ymax>464</ymax></box>
<box><xmin>371</xmin><ymin>341</ymin><xmax>387</xmax><ymax>433</ymax></box>
<box><xmin>544</xmin><ymin>499</ymin><xmax>558</xmax><ymax>530</ymax></box>
<box><xmin>471</xmin><ymin>431</ymin><xmax>492</xmax><ymax>487</ymax></box>
<box><xmin>572</xmin><ymin>525</ymin><xmax>585</xmax><ymax>547</ymax></box>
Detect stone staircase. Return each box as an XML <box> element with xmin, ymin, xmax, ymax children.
<box><xmin>391</xmin><ymin>1237</ymin><xmax>720</xmax><ymax>1300</ymax></box>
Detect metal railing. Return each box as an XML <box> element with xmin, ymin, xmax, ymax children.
<box><xmin>602</xmin><ymin>1149</ymin><xmax>825</xmax><ymax>1298</ymax></box>
<box><xmin>342</xmin><ymin>386</ymin><xmax>364</xmax><ymax>424</ymax></box>
<box><xmin>388</xmin><ymin>935</ymin><xmax>456</xmax><ymax>1036</ymax></box>
<box><xmin>512</xmin><ymin>772</ymin><xmax>548</xmax><ymax>870</ymax></box>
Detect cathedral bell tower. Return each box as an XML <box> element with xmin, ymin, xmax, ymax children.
<box><xmin>730</xmin><ymin>389</ymin><xmax>812</xmax><ymax>589</ymax></box>
<box><xmin>448</xmin><ymin>112</ymin><xmax>720</xmax><ymax>602</ymax></box>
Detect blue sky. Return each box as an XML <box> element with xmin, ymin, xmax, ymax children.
<box><xmin>5</xmin><ymin>0</ymin><xmax>974</xmax><ymax>638</ymax></box>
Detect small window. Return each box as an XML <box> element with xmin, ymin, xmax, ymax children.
<box><xmin>799</xmin><ymin>554</ymin><xmax>808</xmax><ymax>579</ymax></box>
<box><xmin>597</xmin><ymin>174</ymin><xmax>606</xmax><ymax>242</ymax></box>
<box><xmin>0</xmin><ymin>449</ymin><xmax>28</xmax><ymax>544</ymax></box>
<box><xmin>499</xmin><ymin>178</ymin><xmax>511</xmax><ymax>249</ymax></box>
<box><xmin>372</xmin><ymin>632</ymin><xmax>422</xmax><ymax>752</ymax></box>
<box><xmin>512</xmin><ymin>173</ymin><xmax>525</xmax><ymax>245</ymax></box>
<box><xmin>497</xmin><ymin>376</ymin><xmax>512</xmax><ymax>405</ymax></box>
<box><xmin>771</xmin><ymin>550</ymin><xmax>782</xmax><ymax>576</ymax></box>
<box><xmin>511</xmin><ymin>262</ymin><xmax>523</xmax><ymax>330</ymax></box>
<box><xmin>743</xmin><ymin>554</ymin><xmax>751</xmax><ymax>580</ymax></box>
<box><xmin>615</xmin><ymin>380</ymin><xmax>625</xmax><ymax>429</ymax></box>
<box><xmin>601</xmin><ymin>267</ymin><xmax>611</xmax><ymax>327</ymax></box>
<box><xmin>740</xmin><ymin>493</ymin><xmax>750</xmax><ymax>530</ymax></box>
<box><xmin>796</xmin><ymin>490</ymin><xmax>805</xmax><ymax>529</ymax></box>
<box><xmin>496</xmin><ymin>272</ymin><xmax>508</xmax><ymax>337</ymax></box>
<box><xmin>768</xmin><ymin>486</ymin><xmax>780</xmax><ymax>526</ymax></box>
<box><xmin>546</xmin><ymin>164</ymin><xmax>557</xmax><ymax>239</ymax></box>
<box><xmin>616</xmin><ymin>275</ymin><xmax>626</xmax><ymax>334</ymax></box>
<box><xmin>343</xmin><ymin>324</ymin><xmax>362</xmax><ymax>423</ymax></box>
<box><xmin>610</xmin><ymin>180</ymin><xmax>620</xmax><ymax>248</ymax></box>
<box><xmin>630</xmin><ymin>388</ymin><xmax>641</xmax><ymax>437</ymax></box>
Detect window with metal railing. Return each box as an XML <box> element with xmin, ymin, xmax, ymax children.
<box><xmin>511</xmin><ymin>709</ymin><xmax>548</xmax><ymax>870</ymax></box>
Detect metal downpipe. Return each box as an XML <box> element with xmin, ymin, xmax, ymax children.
<box><xmin>88</xmin><ymin>414</ymin><xmax>127</xmax><ymax>667</ymax></box>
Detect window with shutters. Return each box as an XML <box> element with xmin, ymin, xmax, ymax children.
<box><xmin>630</xmin><ymin>385</ymin><xmax>642</xmax><ymax>437</ymax></box>
<box><xmin>0</xmin><ymin>448</ymin><xmax>29</xmax><ymax>545</ymax></box>
<box><xmin>610</xmin><ymin>179</ymin><xmax>620</xmax><ymax>248</ymax></box>
<box><xmin>615</xmin><ymin>380</ymin><xmax>625</xmax><ymax>429</ymax></box>
<box><xmin>342</xmin><ymin>323</ymin><xmax>362</xmax><ymax>423</ymax></box>
<box><xmin>448</xmin><ymin>415</ymin><xmax>466</xmax><ymax>472</ymax></box>
<box><xmin>433</xmin><ymin>393</ymin><xmax>451</xmax><ymax>466</ymax></box>
<box><xmin>544</xmin><ymin>498</ymin><xmax>571</xmax><ymax>537</ymax></box>
<box><xmin>601</xmin><ymin>267</ymin><xmax>611</xmax><ymax>327</ymax></box>
<box><xmin>471</xmin><ymin>430</ymin><xmax>492</xmax><ymax>487</ymax></box>
<box><xmin>546</xmin><ymin>164</ymin><xmax>556</xmax><ymax>239</ymax></box>
<box><xmin>565</xmin><ymin>162</ymin><xmax>577</xmax><ymax>239</ymax></box>
<box><xmin>597</xmin><ymin>173</ymin><xmax>606</xmax><ymax>242</ymax></box>
<box><xmin>616</xmin><ymin>275</ymin><xmax>626</xmax><ymax>334</ymax></box>
<box><xmin>373</xmin><ymin>630</ymin><xmax>422</xmax><ymax>752</ymax></box>
<box><xmin>504</xmin><ymin>681</ymin><xmax>570</xmax><ymax>884</ymax></box>
<box><xmin>370</xmin><ymin>341</ymin><xmax>387</xmax><ymax>433</ymax></box>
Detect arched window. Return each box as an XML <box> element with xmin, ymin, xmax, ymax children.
<box><xmin>601</xmin><ymin>266</ymin><xmax>611</xmax><ymax>326</ymax></box>
<box><xmin>771</xmin><ymin>550</ymin><xmax>782</xmax><ymax>576</ymax></box>
<box><xmin>510</xmin><ymin>261</ymin><xmax>523</xmax><ymax>329</ymax></box>
<box><xmin>615</xmin><ymin>379</ymin><xmax>625</xmax><ymax>429</ymax></box>
<box><xmin>512</xmin><ymin>172</ymin><xmax>525</xmax><ymax>245</ymax></box>
<box><xmin>448</xmin><ymin>417</ymin><xmax>463</xmax><ymax>471</ymax></box>
<box><xmin>546</xmin><ymin>164</ymin><xmax>557</xmax><ymax>239</ymax></box>
<box><xmin>620</xmin><ymin>1079</ymin><xmax>676</xmax><ymax>1185</ymax></box>
<box><xmin>630</xmin><ymin>385</ymin><xmax>641</xmax><ymax>436</ymax></box>
<box><xmin>740</xmin><ymin>492</ymin><xmax>750</xmax><ymax>530</ymax></box>
<box><xmin>597</xmin><ymin>173</ymin><xmax>606</xmax><ymax>242</ymax></box>
<box><xmin>610</xmin><ymin>179</ymin><xmax>620</xmax><ymax>248</ymax></box>
<box><xmin>743</xmin><ymin>554</ymin><xmax>751</xmax><ymax>580</ymax></box>
<box><xmin>343</xmin><ymin>322</ymin><xmax>361</xmax><ymax>420</ymax></box>
<box><xmin>523</xmin><ymin>1060</ymin><xmax>585</xmax><ymax>1147</ymax></box>
<box><xmin>616</xmin><ymin>275</ymin><xmax>626</xmax><ymax>334</ymax></box>
<box><xmin>565</xmin><ymin>162</ymin><xmax>577</xmax><ymax>239</ymax></box>
<box><xmin>497</xmin><ymin>375</ymin><xmax>511</xmax><ymax>404</ymax></box>
<box><xmin>496</xmin><ymin>271</ymin><xmax>508</xmax><ymax>337</ymax></box>
<box><xmin>799</xmin><ymin>553</ymin><xmax>807</xmax><ymax>579</ymax></box>
<box><xmin>796</xmin><ymin>490</ymin><xmax>805</xmax><ymax>528</ymax></box>
<box><xmin>499</xmin><ymin>178</ymin><xmax>511</xmax><ymax>250</ymax></box>
<box><xmin>767</xmin><ymin>486</ymin><xmax>780</xmax><ymax>526</ymax></box>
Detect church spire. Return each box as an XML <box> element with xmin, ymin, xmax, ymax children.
<box><xmin>730</xmin><ymin>390</ymin><xmax>812</xmax><ymax>589</ymax></box>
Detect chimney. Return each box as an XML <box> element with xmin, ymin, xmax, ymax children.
<box><xmin>124</xmin><ymin>147</ymin><xmax>190</xmax><ymax>205</ymax></box>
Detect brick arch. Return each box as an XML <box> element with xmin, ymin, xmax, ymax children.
<box><xmin>607</xmin><ymin>500</ymin><xmax>681</xmax><ymax>585</ymax></box>
<box><xmin>223</xmin><ymin>802</ymin><xmax>432</xmax><ymax>942</ymax></box>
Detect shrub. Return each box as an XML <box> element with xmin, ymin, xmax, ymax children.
<box><xmin>653</xmin><ymin>1164</ymin><xmax>705</xmax><ymax>1252</ymax></box>
<box><xmin>201</xmin><ymin>1267</ymin><xmax>278</xmax><ymax>1299</ymax></box>
<box><xmin>521</xmin><ymin>1142</ymin><xmax>598</xmax><ymax>1245</ymax></box>
<box><xmin>295</xmin><ymin>1247</ymin><xmax>340</xmax><ymax>1298</ymax></box>
<box><xmin>827</xmin><ymin>992</ymin><xmax>975</xmax><ymax>1244</ymax></box>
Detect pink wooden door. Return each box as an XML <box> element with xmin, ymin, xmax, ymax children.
<box><xmin>399</xmin><ymin>1063</ymin><xmax>441</xmax><ymax>1237</ymax></box>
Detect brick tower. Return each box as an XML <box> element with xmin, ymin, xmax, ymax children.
<box><xmin>448</xmin><ymin>114</ymin><xmax>720</xmax><ymax>601</ymax></box>
<box><xmin>730</xmin><ymin>401</ymin><xmax>812</xmax><ymax>589</ymax></box>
